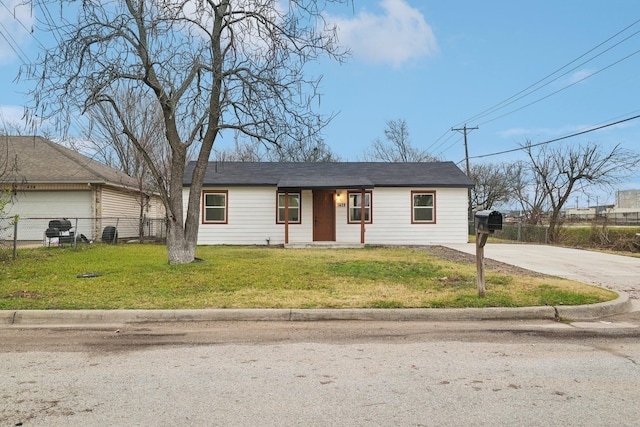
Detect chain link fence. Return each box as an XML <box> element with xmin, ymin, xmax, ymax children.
<box><xmin>0</xmin><ymin>216</ymin><xmax>167</xmax><ymax>260</ymax></box>
<box><xmin>565</xmin><ymin>211</ymin><xmax>640</xmax><ymax>225</ymax></box>
<box><xmin>469</xmin><ymin>221</ymin><xmax>549</xmax><ymax>244</ymax></box>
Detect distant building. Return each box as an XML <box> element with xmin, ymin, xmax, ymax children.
<box><xmin>616</xmin><ymin>190</ymin><xmax>640</xmax><ymax>209</ymax></box>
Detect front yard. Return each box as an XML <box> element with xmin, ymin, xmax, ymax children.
<box><xmin>0</xmin><ymin>244</ymin><xmax>616</xmax><ymax>310</ymax></box>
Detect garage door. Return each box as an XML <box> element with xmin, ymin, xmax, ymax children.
<box><xmin>7</xmin><ymin>191</ymin><xmax>93</xmax><ymax>241</ymax></box>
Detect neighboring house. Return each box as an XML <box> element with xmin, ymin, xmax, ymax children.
<box><xmin>183</xmin><ymin>161</ymin><xmax>474</xmax><ymax>246</ymax></box>
<box><xmin>0</xmin><ymin>135</ymin><xmax>165</xmax><ymax>241</ymax></box>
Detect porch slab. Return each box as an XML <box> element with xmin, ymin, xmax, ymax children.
<box><xmin>284</xmin><ymin>242</ymin><xmax>365</xmax><ymax>249</ymax></box>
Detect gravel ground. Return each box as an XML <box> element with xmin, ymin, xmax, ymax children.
<box><xmin>423</xmin><ymin>245</ymin><xmax>547</xmax><ymax>277</ymax></box>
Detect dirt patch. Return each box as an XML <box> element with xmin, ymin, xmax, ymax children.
<box><xmin>423</xmin><ymin>246</ymin><xmax>548</xmax><ymax>278</ymax></box>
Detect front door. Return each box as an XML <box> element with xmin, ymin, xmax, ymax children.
<box><xmin>313</xmin><ymin>190</ymin><xmax>335</xmax><ymax>241</ymax></box>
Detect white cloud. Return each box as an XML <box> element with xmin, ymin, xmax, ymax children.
<box><xmin>326</xmin><ymin>0</ymin><xmax>437</xmax><ymax>68</ymax></box>
<box><xmin>566</xmin><ymin>69</ymin><xmax>594</xmax><ymax>85</ymax></box>
<box><xmin>0</xmin><ymin>0</ymin><xmax>34</xmax><ymax>65</ymax></box>
<box><xmin>0</xmin><ymin>105</ymin><xmax>25</xmax><ymax>124</ymax></box>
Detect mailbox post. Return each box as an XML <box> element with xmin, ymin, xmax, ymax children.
<box><xmin>474</xmin><ymin>210</ymin><xmax>503</xmax><ymax>298</ymax></box>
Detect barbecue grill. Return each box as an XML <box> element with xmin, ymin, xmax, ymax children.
<box><xmin>44</xmin><ymin>219</ymin><xmax>77</xmax><ymax>247</ymax></box>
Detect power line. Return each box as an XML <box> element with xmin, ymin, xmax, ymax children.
<box><xmin>438</xmin><ymin>18</ymin><xmax>640</xmax><ymax>160</ymax></box>
<box><xmin>478</xmin><ymin>47</ymin><xmax>640</xmax><ymax>127</ymax></box>
<box><xmin>460</xmin><ymin>114</ymin><xmax>640</xmax><ymax>163</ymax></box>
<box><xmin>0</xmin><ymin>22</ymin><xmax>30</xmax><ymax>65</ymax></box>
<box><xmin>454</xmin><ymin>18</ymin><xmax>640</xmax><ymax>128</ymax></box>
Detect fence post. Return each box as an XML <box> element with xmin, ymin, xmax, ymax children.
<box><xmin>74</xmin><ymin>217</ymin><xmax>78</xmax><ymax>250</ymax></box>
<box><xmin>13</xmin><ymin>220</ymin><xmax>18</xmax><ymax>260</ymax></box>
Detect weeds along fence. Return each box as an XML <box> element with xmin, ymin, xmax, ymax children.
<box><xmin>0</xmin><ymin>216</ymin><xmax>167</xmax><ymax>260</ymax></box>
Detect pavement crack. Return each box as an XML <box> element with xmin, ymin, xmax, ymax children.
<box><xmin>594</xmin><ymin>345</ymin><xmax>639</xmax><ymax>366</ymax></box>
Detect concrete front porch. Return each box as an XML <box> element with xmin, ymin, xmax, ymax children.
<box><xmin>284</xmin><ymin>242</ymin><xmax>365</xmax><ymax>249</ymax></box>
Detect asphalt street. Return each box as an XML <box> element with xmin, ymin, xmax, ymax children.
<box><xmin>2</xmin><ymin>320</ymin><xmax>640</xmax><ymax>426</ymax></box>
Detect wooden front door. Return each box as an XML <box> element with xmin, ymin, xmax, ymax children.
<box><xmin>313</xmin><ymin>190</ymin><xmax>335</xmax><ymax>241</ymax></box>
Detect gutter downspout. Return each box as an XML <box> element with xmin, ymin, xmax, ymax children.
<box><xmin>284</xmin><ymin>191</ymin><xmax>289</xmax><ymax>245</ymax></box>
<box><xmin>360</xmin><ymin>188</ymin><xmax>365</xmax><ymax>244</ymax></box>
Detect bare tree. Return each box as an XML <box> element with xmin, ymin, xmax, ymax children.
<box><xmin>79</xmin><ymin>90</ymin><xmax>171</xmax><ymax>240</ymax></box>
<box><xmin>267</xmin><ymin>137</ymin><xmax>340</xmax><ymax>162</ymax></box>
<box><xmin>0</xmin><ymin>136</ymin><xmax>22</xmax><ymax>257</ymax></box>
<box><xmin>25</xmin><ymin>0</ymin><xmax>347</xmax><ymax>264</ymax></box>
<box><xmin>1</xmin><ymin>119</ymin><xmax>54</xmax><ymax>139</ymax></box>
<box><xmin>468</xmin><ymin>161</ymin><xmax>520</xmax><ymax>211</ymax></box>
<box><xmin>509</xmin><ymin>160</ymin><xmax>548</xmax><ymax>225</ymax></box>
<box><xmin>84</xmin><ymin>93</ymin><xmax>166</xmax><ymax>185</ymax></box>
<box><xmin>216</xmin><ymin>138</ymin><xmax>267</xmax><ymax>162</ymax></box>
<box><xmin>364</xmin><ymin>119</ymin><xmax>438</xmax><ymax>162</ymax></box>
<box><xmin>523</xmin><ymin>141</ymin><xmax>640</xmax><ymax>242</ymax></box>
<box><xmin>217</xmin><ymin>134</ymin><xmax>340</xmax><ymax>162</ymax></box>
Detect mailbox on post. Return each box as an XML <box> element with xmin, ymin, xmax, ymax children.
<box><xmin>474</xmin><ymin>210</ymin><xmax>503</xmax><ymax>233</ymax></box>
<box><xmin>474</xmin><ymin>210</ymin><xmax>503</xmax><ymax>299</ymax></box>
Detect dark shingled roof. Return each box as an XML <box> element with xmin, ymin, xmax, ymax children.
<box><xmin>184</xmin><ymin>161</ymin><xmax>474</xmax><ymax>189</ymax></box>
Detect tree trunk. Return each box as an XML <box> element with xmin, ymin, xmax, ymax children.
<box><xmin>166</xmin><ymin>219</ymin><xmax>196</xmax><ymax>264</ymax></box>
<box><xmin>162</xmin><ymin>132</ymin><xmax>214</xmax><ymax>264</ymax></box>
<box><xmin>164</xmin><ymin>144</ymin><xmax>198</xmax><ymax>265</ymax></box>
<box><xmin>548</xmin><ymin>208</ymin><xmax>562</xmax><ymax>243</ymax></box>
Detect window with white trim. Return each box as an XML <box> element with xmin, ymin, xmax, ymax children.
<box><xmin>203</xmin><ymin>191</ymin><xmax>227</xmax><ymax>223</ymax></box>
<box><xmin>277</xmin><ymin>192</ymin><xmax>301</xmax><ymax>224</ymax></box>
<box><xmin>412</xmin><ymin>192</ymin><xmax>435</xmax><ymax>223</ymax></box>
<box><xmin>348</xmin><ymin>191</ymin><xmax>372</xmax><ymax>223</ymax></box>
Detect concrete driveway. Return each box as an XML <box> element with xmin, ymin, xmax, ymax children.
<box><xmin>444</xmin><ymin>243</ymin><xmax>640</xmax><ymax>301</ymax></box>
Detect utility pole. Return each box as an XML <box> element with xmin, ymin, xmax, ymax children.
<box><xmin>452</xmin><ymin>125</ymin><xmax>478</xmax><ymax>221</ymax></box>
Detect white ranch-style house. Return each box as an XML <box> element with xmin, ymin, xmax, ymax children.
<box><xmin>183</xmin><ymin>162</ymin><xmax>474</xmax><ymax>246</ymax></box>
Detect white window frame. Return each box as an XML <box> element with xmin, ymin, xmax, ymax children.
<box><xmin>202</xmin><ymin>191</ymin><xmax>228</xmax><ymax>224</ymax></box>
<box><xmin>412</xmin><ymin>191</ymin><xmax>436</xmax><ymax>223</ymax></box>
<box><xmin>348</xmin><ymin>191</ymin><xmax>372</xmax><ymax>224</ymax></box>
<box><xmin>277</xmin><ymin>192</ymin><xmax>301</xmax><ymax>224</ymax></box>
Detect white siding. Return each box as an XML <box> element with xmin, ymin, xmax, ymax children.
<box><xmin>186</xmin><ymin>186</ymin><xmax>470</xmax><ymax>246</ymax></box>
<box><xmin>101</xmin><ymin>186</ymin><xmax>166</xmax><ymax>239</ymax></box>
<box><xmin>101</xmin><ymin>186</ymin><xmax>146</xmax><ymax>218</ymax></box>
<box><xmin>187</xmin><ymin>187</ymin><xmax>313</xmax><ymax>245</ymax></box>
<box><xmin>147</xmin><ymin>195</ymin><xmax>166</xmax><ymax>218</ymax></box>
<box><xmin>335</xmin><ymin>187</ymin><xmax>468</xmax><ymax>245</ymax></box>
<box><xmin>101</xmin><ymin>186</ymin><xmax>142</xmax><ymax>238</ymax></box>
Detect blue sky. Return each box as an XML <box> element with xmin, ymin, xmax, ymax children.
<box><xmin>1</xmin><ymin>0</ymin><xmax>639</xmax><ymax>205</ymax></box>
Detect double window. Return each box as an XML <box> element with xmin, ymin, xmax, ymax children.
<box><xmin>348</xmin><ymin>191</ymin><xmax>372</xmax><ymax>223</ymax></box>
<box><xmin>202</xmin><ymin>191</ymin><xmax>227</xmax><ymax>224</ymax></box>
<box><xmin>412</xmin><ymin>191</ymin><xmax>435</xmax><ymax>223</ymax></box>
<box><xmin>277</xmin><ymin>192</ymin><xmax>301</xmax><ymax>224</ymax></box>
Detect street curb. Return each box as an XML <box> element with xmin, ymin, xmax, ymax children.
<box><xmin>556</xmin><ymin>291</ymin><xmax>633</xmax><ymax>320</ymax></box>
<box><xmin>0</xmin><ymin>291</ymin><xmax>631</xmax><ymax>325</ymax></box>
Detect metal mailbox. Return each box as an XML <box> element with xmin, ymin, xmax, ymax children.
<box><xmin>474</xmin><ymin>210</ymin><xmax>503</xmax><ymax>233</ymax></box>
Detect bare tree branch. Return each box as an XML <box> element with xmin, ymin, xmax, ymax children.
<box><xmin>522</xmin><ymin>140</ymin><xmax>640</xmax><ymax>241</ymax></box>
<box><xmin>363</xmin><ymin>119</ymin><xmax>439</xmax><ymax>162</ymax></box>
<box><xmin>24</xmin><ymin>0</ymin><xmax>348</xmax><ymax>264</ymax></box>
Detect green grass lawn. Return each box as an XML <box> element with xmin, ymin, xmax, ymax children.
<box><xmin>0</xmin><ymin>244</ymin><xmax>617</xmax><ymax>310</ymax></box>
